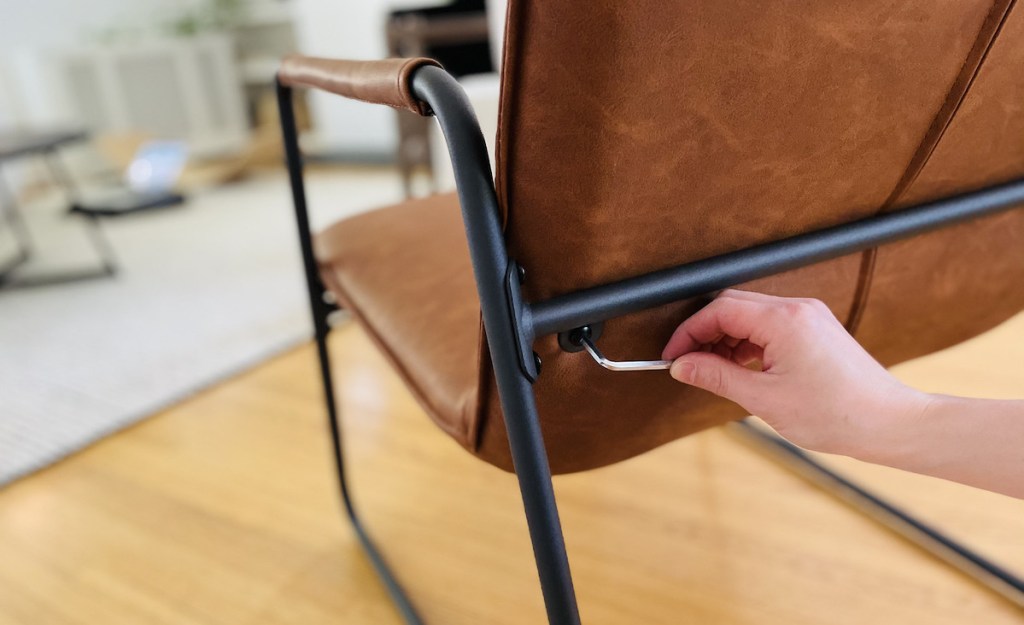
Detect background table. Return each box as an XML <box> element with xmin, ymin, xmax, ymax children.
<box><xmin>0</xmin><ymin>128</ymin><xmax>118</xmax><ymax>289</ymax></box>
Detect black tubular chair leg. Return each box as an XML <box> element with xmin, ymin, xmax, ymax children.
<box><xmin>278</xmin><ymin>70</ymin><xmax>581</xmax><ymax>624</ymax></box>
<box><xmin>729</xmin><ymin>419</ymin><xmax>1024</xmax><ymax>608</ymax></box>
<box><xmin>412</xmin><ymin>66</ymin><xmax>582</xmax><ymax>625</ymax></box>
<box><xmin>277</xmin><ymin>67</ymin><xmax>583</xmax><ymax>623</ymax></box>
<box><xmin>277</xmin><ymin>82</ymin><xmax>426</xmax><ymax>625</ymax></box>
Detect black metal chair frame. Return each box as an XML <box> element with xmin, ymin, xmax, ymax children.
<box><xmin>276</xmin><ymin>64</ymin><xmax>1024</xmax><ymax>625</ymax></box>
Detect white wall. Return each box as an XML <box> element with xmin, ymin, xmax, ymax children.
<box><xmin>0</xmin><ymin>0</ymin><xmax>200</xmax><ymax>190</ymax></box>
<box><xmin>0</xmin><ymin>0</ymin><xmax>188</xmax><ymax>52</ymax></box>
<box><xmin>0</xmin><ymin>0</ymin><xmax>199</xmax><ymax>127</ymax></box>
<box><xmin>291</xmin><ymin>0</ymin><xmax>444</xmax><ymax>157</ymax></box>
<box><xmin>0</xmin><ymin>0</ymin><xmax>444</xmax><ymax>154</ymax></box>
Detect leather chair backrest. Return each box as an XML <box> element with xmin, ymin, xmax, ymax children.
<box><xmin>469</xmin><ymin>0</ymin><xmax>1024</xmax><ymax>473</ymax></box>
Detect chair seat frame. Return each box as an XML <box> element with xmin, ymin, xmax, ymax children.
<box><xmin>276</xmin><ymin>65</ymin><xmax>1024</xmax><ymax>625</ymax></box>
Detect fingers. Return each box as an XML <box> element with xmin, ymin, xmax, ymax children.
<box><xmin>701</xmin><ymin>333</ymin><xmax>764</xmax><ymax>366</ymax></box>
<box><xmin>732</xmin><ymin>339</ymin><xmax>764</xmax><ymax>367</ymax></box>
<box><xmin>669</xmin><ymin>351</ymin><xmax>766</xmax><ymax>406</ymax></box>
<box><xmin>711</xmin><ymin>340</ymin><xmax>733</xmax><ymax>360</ymax></box>
<box><xmin>709</xmin><ymin>289</ymin><xmax>776</xmax><ymax>303</ymax></box>
<box><xmin>662</xmin><ymin>291</ymin><xmax>778</xmax><ymax>360</ymax></box>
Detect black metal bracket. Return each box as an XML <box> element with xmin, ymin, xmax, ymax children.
<box><xmin>505</xmin><ymin>260</ymin><xmax>538</xmax><ymax>381</ymax></box>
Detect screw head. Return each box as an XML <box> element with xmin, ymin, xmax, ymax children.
<box><xmin>532</xmin><ymin>352</ymin><xmax>542</xmax><ymax>374</ymax></box>
<box><xmin>517</xmin><ymin>264</ymin><xmax>527</xmax><ymax>284</ymax></box>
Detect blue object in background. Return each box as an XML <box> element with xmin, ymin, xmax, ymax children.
<box><xmin>126</xmin><ymin>141</ymin><xmax>188</xmax><ymax>194</ymax></box>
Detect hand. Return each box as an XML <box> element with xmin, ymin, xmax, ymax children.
<box><xmin>662</xmin><ymin>289</ymin><xmax>929</xmax><ymax>459</ymax></box>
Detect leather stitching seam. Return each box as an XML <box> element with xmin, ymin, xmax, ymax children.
<box><xmin>845</xmin><ymin>0</ymin><xmax>1018</xmax><ymax>335</ymax></box>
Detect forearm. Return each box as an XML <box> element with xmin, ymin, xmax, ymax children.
<box><xmin>864</xmin><ymin>395</ymin><xmax>1024</xmax><ymax>498</ymax></box>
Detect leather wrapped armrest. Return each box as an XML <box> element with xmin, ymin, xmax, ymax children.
<box><xmin>277</xmin><ymin>55</ymin><xmax>441</xmax><ymax>116</ymax></box>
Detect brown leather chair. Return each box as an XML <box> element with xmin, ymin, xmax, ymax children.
<box><xmin>276</xmin><ymin>2</ymin><xmax>1024</xmax><ymax>622</ymax></box>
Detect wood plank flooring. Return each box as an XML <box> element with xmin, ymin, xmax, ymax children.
<box><xmin>1</xmin><ymin>316</ymin><xmax>1022</xmax><ymax>624</ymax></box>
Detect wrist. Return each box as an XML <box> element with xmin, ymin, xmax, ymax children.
<box><xmin>847</xmin><ymin>386</ymin><xmax>936</xmax><ymax>466</ymax></box>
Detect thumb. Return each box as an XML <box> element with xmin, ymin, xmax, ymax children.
<box><xmin>669</xmin><ymin>352</ymin><xmax>763</xmax><ymax>404</ymax></box>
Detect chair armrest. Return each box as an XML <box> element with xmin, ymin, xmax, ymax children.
<box><xmin>277</xmin><ymin>55</ymin><xmax>441</xmax><ymax>116</ymax></box>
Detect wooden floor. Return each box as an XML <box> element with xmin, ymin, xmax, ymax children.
<box><xmin>2</xmin><ymin>316</ymin><xmax>1023</xmax><ymax>624</ymax></box>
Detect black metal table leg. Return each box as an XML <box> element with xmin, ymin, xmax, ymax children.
<box><xmin>0</xmin><ymin>172</ymin><xmax>33</xmax><ymax>283</ymax></box>
<box><xmin>44</xmin><ymin>149</ymin><xmax>118</xmax><ymax>275</ymax></box>
<box><xmin>0</xmin><ymin>148</ymin><xmax>118</xmax><ymax>290</ymax></box>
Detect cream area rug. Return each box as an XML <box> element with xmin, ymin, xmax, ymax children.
<box><xmin>0</xmin><ymin>168</ymin><xmax>405</xmax><ymax>485</ymax></box>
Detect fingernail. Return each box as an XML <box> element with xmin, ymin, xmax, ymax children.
<box><xmin>672</xmin><ymin>361</ymin><xmax>695</xmax><ymax>382</ymax></box>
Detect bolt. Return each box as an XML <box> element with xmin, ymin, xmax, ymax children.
<box><xmin>569</xmin><ymin>326</ymin><xmax>592</xmax><ymax>346</ymax></box>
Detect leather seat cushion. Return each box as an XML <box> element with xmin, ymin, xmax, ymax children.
<box><xmin>312</xmin><ymin>191</ymin><xmax>866</xmax><ymax>474</ymax></box>
<box><xmin>315</xmin><ymin>192</ymin><xmax>482</xmax><ymax>447</ymax></box>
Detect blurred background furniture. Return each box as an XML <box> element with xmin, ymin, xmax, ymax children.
<box><xmin>45</xmin><ymin>36</ymin><xmax>248</xmax><ymax>159</ymax></box>
<box><xmin>386</xmin><ymin>0</ymin><xmax>492</xmax><ymax>196</ymax></box>
<box><xmin>428</xmin><ymin>0</ymin><xmax>504</xmax><ymax>192</ymax></box>
<box><xmin>0</xmin><ymin>128</ymin><xmax>118</xmax><ymax>288</ymax></box>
